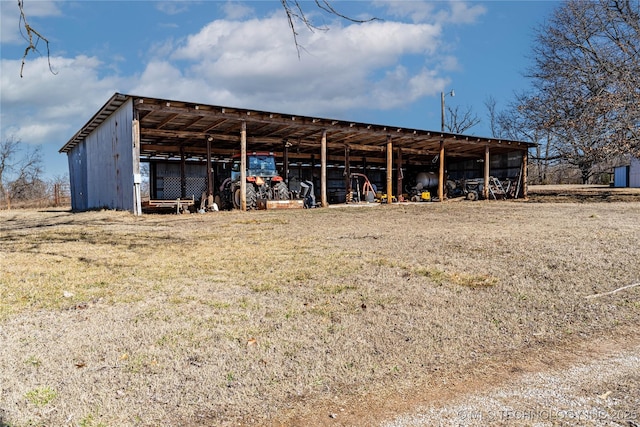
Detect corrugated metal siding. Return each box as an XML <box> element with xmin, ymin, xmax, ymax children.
<box><xmin>67</xmin><ymin>142</ymin><xmax>88</xmax><ymax>211</ymax></box>
<box><xmin>153</xmin><ymin>162</ymin><xmax>207</xmax><ymax>199</ymax></box>
<box><xmin>614</xmin><ymin>166</ymin><xmax>629</xmax><ymax>187</ymax></box>
<box><xmin>82</xmin><ymin>99</ymin><xmax>135</xmax><ymax>210</ymax></box>
<box><xmin>630</xmin><ymin>157</ymin><xmax>640</xmax><ymax>188</ymax></box>
<box><xmin>448</xmin><ymin>151</ymin><xmax>523</xmax><ymax>180</ymax></box>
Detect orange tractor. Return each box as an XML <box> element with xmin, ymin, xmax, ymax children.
<box><xmin>218</xmin><ymin>152</ymin><xmax>291</xmax><ymax>210</ymax></box>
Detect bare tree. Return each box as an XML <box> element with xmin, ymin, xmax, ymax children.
<box><xmin>500</xmin><ymin>93</ymin><xmax>565</xmax><ymax>184</ymax></box>
<box><xmin>0</xmin><ymin>138</ymin><xmax>19</xmax><ymax>202</ymax></box>
<box><xmin>0</xmin><ymin>137</ymin><xmax>43</xmax><ymax>208</ymax></box>
<box><xmin>522</xmin><ymin>0</ymin><xmax>640</xmax><ymax>183</ymax></box>
<box><xmin>445</xmin><ymin>105</ymin><xmax>480</xmax><ymax>134</ymax></box>
<box><xmin>9</xmin><ymin>175</ymin><xmax>47</xmax><ymax>202</ymax></box>
<box><xmin>484</xmin><ymin>96</ymin><xmax>502</xmax><ymax>138</ymax></box>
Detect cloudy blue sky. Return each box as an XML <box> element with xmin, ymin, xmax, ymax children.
<box><xmin>0</xmin><ymin>1</ymin><xmax>558</xmax><ymax>179</ymax></box>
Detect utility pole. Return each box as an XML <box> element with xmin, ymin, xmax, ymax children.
<box><xmin>441</xmin><ymin>89</ymin><xmax>455</xmax><ymax>132</ymax></box>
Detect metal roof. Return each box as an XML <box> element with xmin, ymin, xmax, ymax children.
<box><xmin>60</xmin><ymin>93</ymin><xmax>534</xmax><ymax>164</ymax></box>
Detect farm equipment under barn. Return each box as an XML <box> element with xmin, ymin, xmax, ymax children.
<box><xmin>347</xmin><ymin>173</ymin><xmax>377</xmax><ymax>203</ymax></box>
<box><xmin>407</xmin><ymin>172</ymin><xmax>438</xmax><ymax>202</ymax></box>
<box><xmin>289</xmin><ymin>179</ymin><xmax>317</xmax><ymax>208</ymax></box>
<box><xmin>217</xmin><ymin>152</ymin><xmax>304</xmax><ymax>210</ymax></box>
<box><xmin>446</xmin><ymin>176</ymin><xmax>519</xmax><ymax>200</ymax></box>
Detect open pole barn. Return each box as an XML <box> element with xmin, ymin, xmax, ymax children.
<box><xmin>59</xmin><ymin>93</ymin><xmax>536</xmax><ymax>214</ymax></box>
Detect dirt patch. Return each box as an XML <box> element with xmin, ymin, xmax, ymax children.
<box><xmin>1</xmin><ymin>202</ymin><xmax>639</xmax><ymax>426</ymax></box>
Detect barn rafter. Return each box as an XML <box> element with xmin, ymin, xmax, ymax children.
<box><xmin>62</xmin><ymin>93</ymin><xmax>533</xmax><ymax>162</ymax></box>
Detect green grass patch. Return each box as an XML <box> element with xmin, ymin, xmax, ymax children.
<box><xmin>24</xmin><ymin>386</ymin><xmax>57</xmax><ymax>407</ymax></box>
<box><xmin>317</xmin><ymin>284</ymin><xmax>358</xmax><ymax>294</ymax></box>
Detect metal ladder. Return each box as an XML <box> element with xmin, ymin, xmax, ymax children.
<box><xmin>488</xmin><ymin>177</ymin><xmax>506</xmax><ymax>200</ymax></box>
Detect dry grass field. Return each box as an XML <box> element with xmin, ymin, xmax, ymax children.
<box><xmin>1</xmin><ymin>189</ymin><xmax>639</xmax><ymax>426</ymax></box>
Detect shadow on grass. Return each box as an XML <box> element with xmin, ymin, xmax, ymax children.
<box><xmin>38</xmin><ymin>208</ymin><xmax>73</xmax><ymax>213</ymax></box>
<box><xmin>528</xmin><ymin>193</ymin><xmax>640</xmax><ymax>203</ymax></box>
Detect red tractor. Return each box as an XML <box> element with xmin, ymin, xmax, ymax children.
<box><xmin>218</xmin><ymin>152</ymin><xmax>290</xmax><ymax>210</ymax></box>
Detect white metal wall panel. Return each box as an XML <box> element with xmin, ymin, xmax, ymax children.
<box><xmin>84</xmin><ymin>99</ymin><xmax>135</xmax><ymax>210</ymax></box>
<box><xmin>630</xmin><ymin>157</ymin><xmax>640</xmax><ymax>188</ymax></box>
<box><xmin>67</xmin><ymin>142</ymin><xmax>88</xmax><ymax>211</ymax></box>
<box><xmin>614</xmin><ymin>166</ymin><xmax>629</xmax><ymax>187</ymax></box>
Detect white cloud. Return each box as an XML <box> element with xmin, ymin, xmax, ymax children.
<box><xmin>6</xmin><ymin>121</ymin><xmax>68</xmax><ymax>144</ymax></box>
<box><xmin>375</xmin><ymin>0</ymin><xmax>437</xmax><ymax>23</ymax></box>
<box><xmin>440</xmin><ymin>55</ymin><xmax>461</xmax><ymax>72</ymax></box>
<box><xmin>374</xmin><ymin>0</ymin><xmax>486</xmax><ymax>24</ymax></box>
<box><xmin>221</xmin><ymin>1</ymin><xmax>254</xmax><ymax>20</ymax></box>
<box><xmin>407</xmin><ymin>69</ymin><xmax>451</xmax><ymax>101</ymax></box>
<box><xmin>1</xmin><ymin>55</ymin><xmax>124</xmax><ymax>146</ymax></box>
<box><xmin>448</xmin><ymin>2</ymin><xmax>487</xmax><ymax>24</ymax></box>
<box><xmin>131</xmin><ymin>60</ymin><xmax>217</xmax><ymax>102</ymax></box>
<box><xmin>164</xmin><ymin>13</ymin><xmax>446</xmax><ymax>116</ymax></box>
<box><xmin>155</xmin><ymin>1</ymin><xmax>195</xmax><ymax>16</ymax></box>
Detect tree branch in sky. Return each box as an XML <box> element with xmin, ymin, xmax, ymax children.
<box><xmin>280</xmin><ymin>0</ymin><xmax>378</xmax><ymax>58</ymax></box>
<box><xmin>445</xmin><ymin>105</ymin><xmax>480</xmax><ymax>134</ymax></box>
<box><xmin>18</xmin><ymin>0</ymin><xmax>57</xmax><ymax>78</ymax></box>
<box><xmin>17</xmin><ymin>0</ymin><xmax>376</xmax><ymax>75</ymax></box>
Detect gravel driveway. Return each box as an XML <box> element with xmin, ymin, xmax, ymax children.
<box><xmin>382</xmin><ymin>339</ymin><xmax>640</xmax><ymax>427</ymax></box>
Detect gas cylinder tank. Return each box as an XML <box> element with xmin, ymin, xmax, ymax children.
<box><xmin>415</xmin><ymin>172</ymin><xmax>439</xmax><ymax>189</ymax></box>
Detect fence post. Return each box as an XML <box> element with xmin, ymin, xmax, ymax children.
<box><xmin>54</xmin><ymin>183</ymin><xmax>60</xmax><ymax>206</ymax></box>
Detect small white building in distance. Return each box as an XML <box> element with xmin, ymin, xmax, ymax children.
<box><xmin>614</xmin><ymin>156</ymin><xmax>640</xmax><ymax>188</ymax></box>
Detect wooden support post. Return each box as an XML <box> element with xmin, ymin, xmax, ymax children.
<box><xmin>321</xmin><ymin>130</ymin><xmax>328</xmax><ymax>207</ymax></box>
<box><xmin>386</xmin><ymin>136</ymin><xmax>393</xmax><ymax>204</ymax></box>
<box><xmin>150</xmin><ymin>162</ymin><xmax>156</xmax><ymax>199</ymax></box>
<box><xmin>132</xmin><ymin>118</ymin><xmax>142</xmax><ymax>215</ymax></box>
<box><xmin>206</xmin><ymin>136</ymin><xmax>214</xmax><ymax>208</ymax></box>
<box><xmin>483</xmin><ymin>145</ymin><xmax>490</xmax><ymax>200</ymax></box>
<box><xmin>180</xmin><ymin>145</ymin><xmax>186</xmax><ymax>199</ymax></box>
<box><xmin>283</xmin><ymin>140</ymin><xmax>289</xmax><ymax>186</ymax></box>
<box><xmin>522</xmin><ymin>149</ymin><xmax>529</xmax><ymax>199</ymax></box>
<box><xmin>396</xmin><ymin>147</ymin><xmax>403</xmax><ymax>202</ymax></box>
<box><xmin>240</xmin><ymin>121</ymin><xmax>247</xmax><ymax>211</ymax></box>
<box><xmin>438</xmin><ymin>140</ymin><xmax>445</xmax><ymax>202</ymax></box>
<box><xmin>344</xmin><ymin>146</ymin><xmax>351</xmax><ymax>203</ymax></box>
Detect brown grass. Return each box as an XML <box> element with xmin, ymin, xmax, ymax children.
<box><xmin>1</xmin><ymin>195</ymin><xmax>639</xmax><ymax>426</ymax></box>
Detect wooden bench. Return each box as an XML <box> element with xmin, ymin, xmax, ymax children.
<box><xmin>145</xmin><ymin>197</ymin><xmax>195</xmax><ymax>214</ymax></box>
